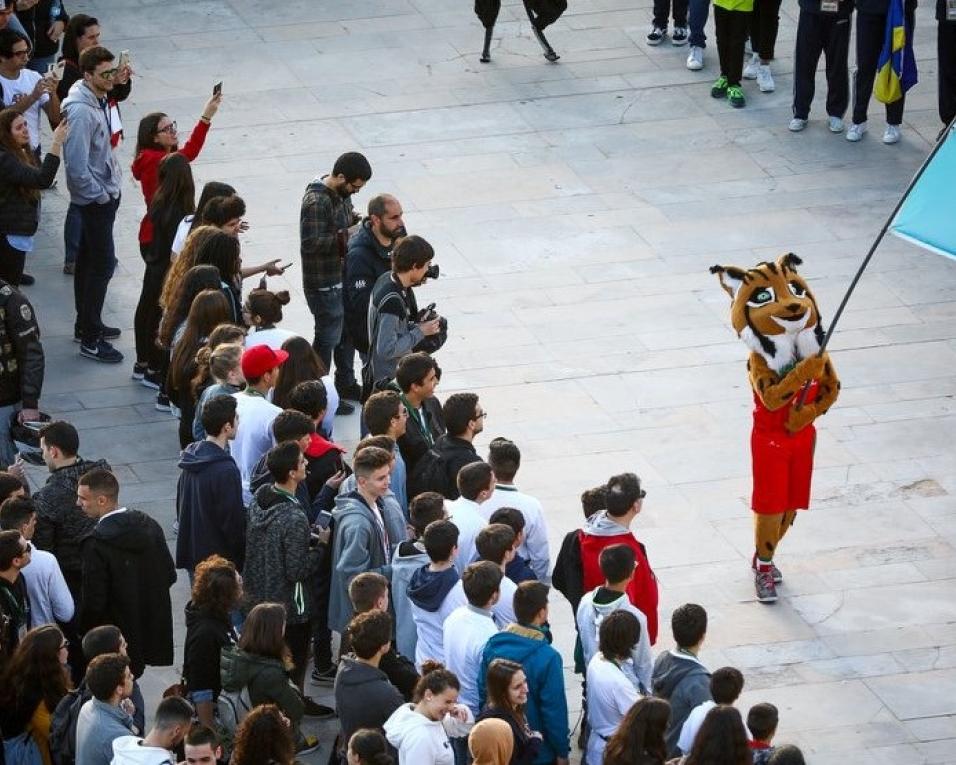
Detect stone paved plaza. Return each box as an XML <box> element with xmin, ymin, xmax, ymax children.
<box><xmin>18</xmin><ymin>0</ymin><xmax>956</xmax><ymax>762</ymax></box>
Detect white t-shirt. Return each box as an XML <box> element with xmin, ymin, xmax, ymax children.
<box><xmin>231</xmin><ymin>391</ymin><xmax>281</xmax><ymax>504</ymax></box>
<box><xmin>446</xmin><ymin>497</ymin><xmax>486</xmax><ymax>576</ymax></box>
<box><xmin>0</xmin><ymin>69</ymin><xmax>48</xmax><ymax>149</ymax></box>
<box><xmin>444</xmin><ymin>573</ymin><xmax>517</xmax><ymax>630</ymax></box>
<box><xmin>480</xmin><ymin>485</ymin><xmax>551</xmax><ymax>582</ymax></box>
<box><xmin>678</xmin><ymin>700</ymin><xmax>716</xmax><ymax>754</ymax></box>
<box><xmin>586</xmin><ymin>654</ymin><xmax>641</xmax><ymax>765</ymax></box>
<box><xmin>170</xmin><ymin>215</ymin><xmax>193</xmax><ymax>258</ymax></box>
<box><xmin>442</xmin><ymin>605</ymin><xmax>498</xmax><ymax>715</ymax></box>
<box><xmin>245</xmin><ymin>327</ymin><xmax>300</xmax><ymax>351</ymax></box>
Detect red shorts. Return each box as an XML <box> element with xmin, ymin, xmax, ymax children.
<box><xmin>751</xmin><ymin>424</ymin><xmax>816</xmax><ymax>514</ymax></box>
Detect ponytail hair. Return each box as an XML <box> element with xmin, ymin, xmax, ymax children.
<box><xmin>413</xmin><ymin>660</ymin><xmax>460</xmax><ymax>703</ymax></box>
<box><xmin>347</xmin><ymin>729</ymin><xmax>393</xmax><ymax>765</ymax></box>
<box><xmin>246</xmin><ymin>287</ymin><xmax>291</xmax><ymax>328</ymax></box>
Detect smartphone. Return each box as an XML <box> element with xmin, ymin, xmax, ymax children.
<box><xmin>280</xmin><ymin>262</ymin><xmax>293</xmax><ymax>272</ymax></box>
<box><xmin>213</xmin><ymin>81</ymin><xmax>222</xmax><ymax>96</ymax></box>
<box><xmin>46</xmin><ymin>60</ymin><xmax>65</xmax><ymax>81</ymax></box>
<box><xmin>314</xmin><ymin>511</ymin><xmax>333</xmax><ymax>530</ymax></box>
<box><xmin>117</xmin><ymin>50</ymin><xmax>130</xmax><ymax>71</ymax></box>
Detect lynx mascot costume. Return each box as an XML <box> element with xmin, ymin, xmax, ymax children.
<box><xmin>711</xmin><ymin>254</ymin><xmax>840</xmax><ymax>602</ymax></box>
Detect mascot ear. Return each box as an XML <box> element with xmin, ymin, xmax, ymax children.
<box><xmin>710</xmin><ymin>264</ymin><xmax>747</xmax><ymax>300</ymax></box>
<box><xmin>779</xmin><ymin>252</ymin><xmax>803</xmax><ymax>272</ymax></box>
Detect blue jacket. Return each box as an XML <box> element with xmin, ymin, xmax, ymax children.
<box><xmin>343</xmin><ymin>219</ymin><xmax>393</xmax><ymax>353</ymax></box>
<box><xmin>478</xmin><ymin>624</ymin><xmax>570</xmax><ymax>764</ymax></box>
<box><xmin>506</xmin><ymin>553</ymin><xmax>538</xmax><ymax>584</ymax></box>
<box><xmin>175</xmin><ymin>440</ymin><xmax>246</xmax><ymax>571</ymax></box>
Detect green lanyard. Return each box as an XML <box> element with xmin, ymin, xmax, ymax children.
<box><xmin>402</xmin><ymin>394</ymin><xmax>434</xmax><ymax>447</ymax></box>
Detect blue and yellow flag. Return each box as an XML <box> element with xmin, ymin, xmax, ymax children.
<box><xmin>874</xmin><ymin>0</ymin><xmax>918</xmax><ymax>104</ymax></box>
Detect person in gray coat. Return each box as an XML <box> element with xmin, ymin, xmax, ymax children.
<box><xmin>651</xmin><ymin>603</ymin><xmax>711</xmax><ymax>758</ymax></box>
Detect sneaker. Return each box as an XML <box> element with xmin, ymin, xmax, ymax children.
<box><xmin>756</xmin><ymin>64</ymin><xmax>774</xmax><ymax>92</ymax></box>
<box><xmin>646</xmin><ymin>26</ymin><xmax>666</xmax><ymax>45</ymax></box>
<box><xmin>311</xmin><ymin>664</ymin><xmax>337</xmax><ymax>685</ymax></box>
<box><xmin>74</xmin><ymin>325</ymin><xmax>121</xmax><ymax>343</ymax></box>
<box><xmin>686</xmin><ymin>45</ymin><xmax>704</xmax><ymax>70</ymax></box>
<box><xmin>336</xmin><ymin>400</ymin><xmax>355</xmax><ymax>416</ymax></box>
<box><xmin>155</xmin><ymin>392</ymin><xmax>172</xmax><ymax>412</ymax></box>
<box><xmin>743</xmin><ymin>52</ymin><xmax>760</xmax><ymax>79</ymax></box>
<box><xmin>789</xmin><ymin>117</ymin><xmax>808</xmax><ymax>132</ymax></box>
<box><xmin>63</xmin><ymin>262</ymin><xmax>75</xmax><ymax>275</ymax></box>
<box><xmin>80</xmin><ymin>340</ymin><xmax>124</xmax><ymax>364</ymax></box>
<box><xmin>296</xmin><ymin>735</ymin><xmax>321</xmax><ymax>755</ymax></box>
<box><xmin>846</xmin><ymin>121</ymin><xmax>867</xmax><ymax>142</ymax></box>
<box><xmin>336</xmin><ymin>381</ymin><xmax>363</xmax><ymax>402</ymax></box>
<box><xmin>19</xmin><ymin>273</ymin><xmax>35</xmax><ymax>287</ymax></box>
<box><xmin>710</xmin><ymin>75</ymin><xmax>728</xmax><ymax>99</ymax></box>
<box><xmin>671</xmin><ymin>26</ymin><xmax>688</xmax><ymax>45</ymax></box>
<box><xmin>751</xmin><ymin>553</ymin><xmax>783</xmax><ymax>583</ymax></box>
<box><xmin>302</xmin><ymin>697</ymin><xmax>336</xmax><ymax>719</ymax></box>
<box><xmin>728</xmin><ymin>84</ymin><xmax>746</xmax><ymax>108</ymax></box>
<box><xmin>141</xmin><ymin>369</ymin><xmax>162</xmax><ymax>390</ymax></box>
<box><xmin>755</xmin><ymin>569</ymin><xmax>778</xmax><ymax>602</ymax></box>
<box><xmin>828</xmin><ymin>115</ymin><xmax>845</xmax><ymax>133</ymax></box>
<box><xmin>883</xmin><ymin>124</ymin><xmax>901</xmax><ymax>144</ymax></box>
<box><xmin>132</xmin><ymin>362</ymin><xmax>148</xmax><ymax>381</ymax></box>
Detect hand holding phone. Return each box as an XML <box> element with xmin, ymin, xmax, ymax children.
<box><xmin>213</xmin><ymin>81</ymin><xmax>222</xmax><ymax>96</ymax></box>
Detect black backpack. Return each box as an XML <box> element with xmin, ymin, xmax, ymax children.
<box><xmin>407</xmin><ymin>446</ymin><xmax>451</xmax><ymax>499</ymax></box>
<box><xmin>49</xmin><ymin>685</ymin><xmax>90</xmax><ymax>765</ymax></box>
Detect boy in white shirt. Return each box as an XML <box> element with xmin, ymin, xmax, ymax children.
<box><xmin>444</xmin><ymin>523</ymin><xmax>518</xmax><ymax>628</ymax></box>
<box><xmin>678</xmin><ymin>666</ymin><xmax>745</xmax><ymax>754</ymax></box>
<box><xmin>446</xmin><ymin>461</ymin><xmax>492</xmax><ymax>575</ymax></box>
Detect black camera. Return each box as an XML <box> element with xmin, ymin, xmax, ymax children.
<box><xmin>414</xmin><ymin>303</ymin><xmax>448</xmax><ymax>355</ymax></box>
<box><xmin>425</xmin><ymin>263</ymin><xmax>440</xmax><ymax>280</ymax></box>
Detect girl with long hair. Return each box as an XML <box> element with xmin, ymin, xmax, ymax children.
<box><xmin>0</xmin><ymin>109</ymin><xmax>67</xmax><ymax>285</ymax></box>
<box><xmin>191</xmin><ymin>341</ymin><xmax>245</xmax><ymax>441</ymax></box>
<box><xmin>132</xmin><ymin>153</ymin><xmax>197</xmax><ymax>388</ymax></box>
<box><xmin>231</xmin><ymin>704</ymin><xmax>296</xmax><ymax>765</ymax></box>
<box><xmin>270</xmin><ymin>335</ymin><xmax>339</xmax><ymax>438</ymax></box>
<box><xmin>384</xmin><ymin>660</ymin><xmax>473</xmax><ymax>765</ymax></box>
<box><xmin>193</xmin><ymin>230</ymin><xmax>244</xmax><ymax>324</ymax></box>
<box><xmin>189</xmin><ymin>324</ymin><xmax>247</xmax><ymax>428</ymax></box>
<box><xmin>167</xmin><ymin>291</ymin><xmax>231</xmax><ymax>447</ymax></box>
<box><xmin>683</xmin><ymin>706</ymin><xmax>753</xmax><ymax>765</ymax></box>
<box><xmin>219</xmin><ymin>603</ymin><xmax>319</xmax><ymax>755</ymax></box>
<box><xmin>347</xmin><ymin>728</ymin><xmax>394</xmax><ymax>765</ymax></box>
<box><xmin>183</xmin><ymin>555</ymin><xmax>242</xmax><ymax>728</ymax></box>
<box><xmin>603</xmin><ymin>696</ymin><xmax>671</xmax><ymax>765</ymax></box>
<box><xmin>160</xmin><ymin>226</ymin><xmax>221</xmax><ymax>319</ymax></box>
<box><xmin>170</xmin><ymin>181</ymin><xmax>235</xmax><ymax>257</ymax></box>
<box><xmin>0</xmin><ymin>625</ymin><xmax>71</xmax><ymax>762</ymax></box>
<box><xmin>476</xmin><ymin>658</ymin><xmax>542</xmax><ymax>765</ymax></box>
<box><xmin>193</xmin><ymin>195</ymin><xmax>285</xmax><ymax>281</ymax></box>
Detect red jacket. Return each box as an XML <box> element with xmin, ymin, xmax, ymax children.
<box><xmin>131</xmin><ymin>119</ymin><xmax>209</xmax><ymax>244</ymax></box>
<box><xmin>579</xmin><ymin>526</ymin><xmax>659</xmax><ymax>644</ymax></box>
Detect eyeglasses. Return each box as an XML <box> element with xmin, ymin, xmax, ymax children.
<box><xmin>97</xmin><ymin>67</ymin><xmax>118</xmax><ymax>79</ymax></box>
<box><xmin>638</xmin><ymin>489</ymin><xmax>647</xmax><ymax>499</ymax></box>
<box><xmin>59</xmin><ymin>640</ymin><xmax>70</xmax><ymax>650</ymax></box>
<box><xmin>475</xmin><ymin>410</ymin><xmax>488</xmax><ymax>419</ymax></box>
<box><xmin>157</xmin><ymin>121</ymin><xmax>178</xmax><ymax>135</ymax></box>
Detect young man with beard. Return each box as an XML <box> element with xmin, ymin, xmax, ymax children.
<box><xmin>299</xmin><ymin>151</ymin><xmax>372</xmax><ymax>412</ymax></box>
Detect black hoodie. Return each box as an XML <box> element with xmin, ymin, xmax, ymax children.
<box><xmin>334</xmin><ymin>655</ymin><xmax>404</xmax><ymax>745</ymax></box>
<box><xmin>183</xmin><ymin>600</ymin><xmax>238</xmax><ymax>699</ymax></box>
<box><xmin>175</xmin><ymin>440</ymin><xmax>246</xmax><ymax>571</ymax></box>
<box><xmin>80</xmin><ymin>509</ymin><xmax>177</xmax><ymax>677</ymax></box>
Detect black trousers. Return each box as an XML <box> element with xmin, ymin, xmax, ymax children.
<box><xmin>852</xmin><ymin>8</ymin><xmax>915</xmax><ymax>125</ymax></box>
<box><xmin>653</xmin><ymin>0</ymin><xmax>689</xmax><ymax>27</ymax></box>
<box><xmin>793</xmin><ymin>10</ymin><xmax>852</xmax><ymax>119</ymax></box>
<box><xmin>0</xmin><ymin>237</ymin><xmax>26</xmax><ymax>287</ymax></box>
<box><xmin>285</xmin><ymin>621</ymin><xmax>311</xmax><ymax>691</ymax></box>
<box><xmin>133</xmin><ymin>242</ymin><xmax>169</xmax><ymax>369</ymax></box>
<box><xmin>941</xmin><ymin>21</ymin><xmax>956</xmax><ymax>126</ymax></box>
<box><xmin>750</xmin><ymin>0</ymin><xmax>782</xmax><ymax>59</ymax></box>
<box><xmin>715</xmin><ymin>6</ymin><xmax>751</xmax><ymax>85</ymax></box>
<box><xmin>74</xmin><ymin>197</ymin><xmax>119</xmax><ymax>346</ymax></box>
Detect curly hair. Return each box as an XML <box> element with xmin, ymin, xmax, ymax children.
<box><xmin>0</xmin><ymin>625</ymin><xmax>71</xmax><ymax>721</ymax></box>
<box><xmin>231</xmin><ymin>704</ymin><xmax>295</xmax><ymax>765</ymax></box>
<box><xmin>190</xmin><ymin>555</ymin><xmax>241</xmax><ymax>620</ymax></box>
<box><xmin>604</xmin><ymin>697</ymin><xmax>670</xmax><ymax>765</ymax></box>
<box><xmin>684</xmin><ymin>706</ymin><xmax>753</xmax><ymax>765</ymax></box>
<box><xmin>159</xmin><ymin>226</ymin><xmax>221</xmax><ymax>315</ymax></box>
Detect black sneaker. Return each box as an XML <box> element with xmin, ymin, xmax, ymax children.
<box><xmin>80</xmin><ymin>340</ymin><xmax>124</xmax><ymax>364</ymax></box>
<box><xmin>336</xmin><ymin>381</ymin><xmax>363</xmax><ymax>402</ymax></box>
<box><xmin>302</xmin><ymin>696</ymin><xmax>336</xmax><ymax>718</ymax></box>
<box><xmin>141</xmin><ymin>370</ymin><xmax>162</xmax><ymax>390</ymax></box>
<box><xmin>74</xmin><ymin>325</ymin><xmax>121</xmax><ymax>343</ymax></box>
<box><xmin>19</xmin><ymin>273</ymin><xmax>35</xmax><ymax>286</ymax></box>
<box><xmin>336</xmin><ymin>400</ymin><xmax>355</xmax><ymax>416</ymax></box>
<box><xmin>132</xmin><ymin>362</ymin><xmax>148</xmax><ymax>381</ymax></box>
<box><xmin>155</xmin><ymin>392</ymin><xmax>172</xmax><ymax>412</ymax></box>
<box><xmin>311</xmin><ymin>664</ymin><xmax>337</xmax><ymax>685</ymax></box>
<box><xmin>63</xmin><ymin>262</ymin><xmax>75</xmax><ymax>275</ymax></box>
<box><xmin>646</xmin><ymin>25</ymin><xmax>666</xmax><ymax>45</ymax></box>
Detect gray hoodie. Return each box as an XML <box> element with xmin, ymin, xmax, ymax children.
<box><xmin>390</xmin><ymin>540</ymin><xmax>430</xmax><ymax>659</ymax></box>
<box><xmin>652</xmin><ymin>649</ymin><xmax>711</xmax><ymax>757</ymax></box>
<box><xmin>61</xmin><ymin>80</ymin><xmax>122</xmax><ymax>204</ymax></box>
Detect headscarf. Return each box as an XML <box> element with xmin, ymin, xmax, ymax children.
<box><xmin>468</xmin><ymin>718</ymin><xmax>514</xmax><ymax>765</ymax></box>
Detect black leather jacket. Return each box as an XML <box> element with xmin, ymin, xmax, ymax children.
<box><xmin>0</xmin><ymin>281</ymin><xmax>43</xmax><ymax>408</ymax></box>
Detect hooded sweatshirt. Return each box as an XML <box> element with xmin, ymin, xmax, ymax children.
<box><xmin>334</xmin><ymin>655</ymin><xmax>405</xmax><ymax>744</ymax></box>
<box><xmin>183</xmin><ymin>600</ymin><xmax>237</xmax><ymax>700</ymax></box>
<box><xmin>576</xmin><ymin>587</ymin><xmax>653</xmax><ymax>692</ymax></box>
<box><xmin>32</xmin><ymin>457</ymin><xmax>110</xmax><ymax>579</ymax></box>
<box><xmin>175</xmin><ymin>440</ymin><xmax>246</xmax><ymax>571</ymax></box>
<box><xmin>652</xmin><ymin>649</ymin><xmax>712</xmax><ymax>757</ymax></box>
<box><xmin>242</xmin><ymin>484</ymin><xmax>319</xmax><ymax>625</ymax></box>
<box><xmin>61</xmin><ymin>80</ymin><xmax>122</xmax><ymax>205</ymax></box>
<box><xmin>407</xmin><ymin>564</ymin><xmax>460</xmax><ymax>668</ymax></box>
<box><xmin>478</xmin><ymin>625</ymin><xmax>569</xmax><ymax>765</ymax></box>
<box><xmin>469</xmin><ymin>718</ymin><xmax>515</xmax><ymax>765</ymax></box>
<box><xmin>384</xmin><ymin>702</ymin><xmax>473</xmax><ymax>765</ymax></box>
<box><xmin>219</xmin><ymin>646</ymin><xmax>304</xmax><ymax>733</ymax></box>
<box><xmin>391</xmin><ymin>540</ymin><xmax>430</xmax><ymax>659</ymax></box>
<box><xmin>109</xmin><ymin>736</ymin><xmax>176</xmax><ymax>765</ymax></box>
<box><xmin>579</xmin><ymin>510</ymin><xmax>659</xmax><ymax>644</ymax></box>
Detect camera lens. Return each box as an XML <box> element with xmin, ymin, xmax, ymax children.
<box><xmin>425</xmin><ymin>264</ymin><xmax>440</xmax><ymax>280</ymax></box>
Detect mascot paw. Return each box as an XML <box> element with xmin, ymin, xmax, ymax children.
<box><xmin>786</xmin><ymin>404</ymin><xmax>817</xmax><ymax>433</ymax></box>
<box><xmin>797</xmin><ymin>355</ymin><xmax>825</xmax><ymax>380</ymax></box>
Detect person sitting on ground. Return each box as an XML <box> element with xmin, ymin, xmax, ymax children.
<box><xmin>347</xmin><ymin>728</ymin><xmax>394</xmax><ymax>765</ymax></box>
<box><xmin>476</xmin><ymin>658</ymin><xmax>543</xmax><ymax>765</ymax></box>
<box><xmin>747</xmin><ymin>702</ymin><xmax>779</xmax><ymax>764</ymax></box>
<box><xmin>391</xmin><ymin>491</ymin><xmax>446</xmax><ymax>661</ymax></box>
<box><xmin>489</xmin><ymin>506</ymin><xmax>537</xmax><ymax>584</ymax></box>
<box><xmin>586</xmin><ymin>610</ymin><xmax>644</xmax><ymax>765</ymax></box>
<box><xmin>602</xmin><ymin>696</ymin><xmax>671</xmax><ymax>765</ymax></box>
<box><xmin>389</xmin><ymin>352</ymin><xmax>445</xmax><ymax>472</ymax></box>
<box><xmin>74</xmin><ymin>653</ymin><xmax>137</xmax><ymax>765</ymax></box>
<box><xmin>767</xmin><ymin>744</ymin><xmax>805</xmax><ymax>765</ymax></box>
<box><xmin>652</xmin><ymin>603</ymin><xmax>711</xmax><ymax>758</ymax></box>
<box><xmin>110</xmin><ymin>695</ymin><xmax>193</xmax><ymax>764</ymax></box>
<box><xmin>681</xmin><ymin>705</ymin><xmax>752</xmax><ymax>765</ymax></box>
<box><xmin>678</xmin><ymin>666</ymin><xmax>745</xmax><ymax>755</ymax></box>
<box><xmin>407</xmin><ymin>519</ymin><xmax>460</xmax><ymax>668</ymax></box>
<box><xmin>230</xmin><ymin>703</ymin><xmax>300</xmax><ymax>765</ymax></box>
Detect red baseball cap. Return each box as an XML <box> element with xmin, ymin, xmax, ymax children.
<box><xmin>241</xmin><ymin>345</ymin><xmax>289</xmax><ymax>378</ymax></box>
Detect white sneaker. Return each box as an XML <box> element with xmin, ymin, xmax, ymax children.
<box><xmin>828</xmin><ymin>116</ymin><xmax>845</xmax><ymax>133</ymax></box>
<box><xmin>789</xmin><ymin>117</ymin><xmax>807</xmax><ymax>132</ymax></box>
<box><xmin>757</xmin><ymin>64</ymin><xmax>774</xmax><ymax>92</ymax></box>
<box><xmin>846</xmin><ymin>122</ymin><xmax>867</xmax><ymax>142</ymax></box>
<box><xmin>883</xmin><ymin>124</ymin><xmax>901</xmax><ymax>144</ymax></box>
<box><xmin>686</xmin><ymin>46</ymin><xmax>704</xmax><ymax>70</ymax></box>
<box><xmin>743</xmin><ymin>52</ymin><xmax>760</xmax><ymax>79</ymax></box>
<box><xmin>646</xmin><ymin>26</ymin><xmax>666</xmax><ymax>45</ymax></box>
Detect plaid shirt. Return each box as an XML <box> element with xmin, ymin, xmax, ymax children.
<box><xmin>299</xmin><ymin>177</ymin><xmax>355</xmax><ymax>291</ymax></box>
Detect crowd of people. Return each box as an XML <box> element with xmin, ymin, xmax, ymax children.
<box><xmin>1</xmin><ymin>0</ymin><xmax>941</xmax><ymax>764</ymax></box>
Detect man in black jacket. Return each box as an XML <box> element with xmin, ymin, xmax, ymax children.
<box><xmin>391</xmin><ymin>352</ymin><xmax>445</xmax><ymax>473</ymax></box>
<box><xmin>0</xmin><ymin>528</ymin><xmax>30</xmax><ymax>670</ymax></box>
<box><xmin>0</xmin><ymin>279</ymin><xmax>43</xmax><ymax>467</ymax></box>
<box><xmin>78</xmin><ymin>468</ymin><xmax>176</xmax><ymax>678</ymax></box>
<box><xmin>410</xmin><ymin>392</ymin><xmax>485</xmax><ymax>501</ymax></box>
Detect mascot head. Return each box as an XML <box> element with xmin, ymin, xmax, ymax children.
<box><xmin>710</xmin><ymin>253</ymin><xmax>826</xmax><ymax>372</ymax></box>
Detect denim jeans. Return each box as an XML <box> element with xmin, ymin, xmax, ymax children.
<box><xmin>305</xmin><ymin>285</ymin><xmax>344</xmax><ymax>373</ymax></box>
<box><xmin>74</xmin><ymin>196</ymin><xmax>120</xmax><ymax>346</ymax></box>
<box><xmin>689</xmin><ymin>0</ymin><xmax>711</xmax><ymax>47</ymax></box>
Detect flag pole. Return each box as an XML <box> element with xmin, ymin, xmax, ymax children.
<box><xmin>796</xmin><ymin>117</ymin><xmax>955</xmax><ymax>407</ymax></box>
